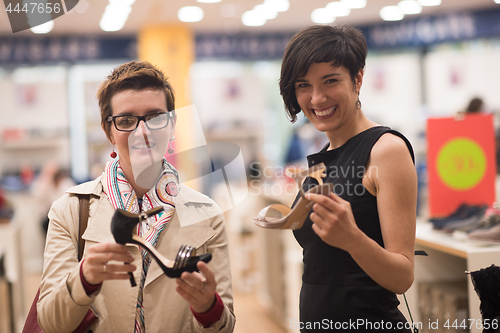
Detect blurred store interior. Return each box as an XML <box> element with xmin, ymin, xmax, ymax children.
<box><xmin>1</xmin><ymin>0</ymin><xmax>500</xmax><ymax>332</ymax></box>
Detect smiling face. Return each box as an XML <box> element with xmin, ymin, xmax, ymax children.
<box><xmin>108</xmin><ymin>88</ymin><xmax>174</xmax><ymax>186</ymax></box>
<box><xmin>294</xmin><ymin>62</ymin><xmax>363</xmax><ymax>135</ymax></box>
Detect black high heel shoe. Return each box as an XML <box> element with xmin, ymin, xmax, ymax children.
<box><xmin>111</xmin><ymin>207</ymin><xmax>212</xmax><ymax>279</ymax></box>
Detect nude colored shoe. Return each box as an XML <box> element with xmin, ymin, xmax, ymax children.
<box><xmin>253</xmin><ymin>163</ymin><xmax>333</xmax><ymax>230</ymax></box>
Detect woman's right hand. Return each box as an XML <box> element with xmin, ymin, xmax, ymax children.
<box><xmin>81</xmin><ymin>243</ymin><xmax>136</xmax><ymax>285</ymax></box>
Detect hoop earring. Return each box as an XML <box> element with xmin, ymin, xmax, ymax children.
<box><xmin>167</xmin><ymin>136</ymin><xmax>175</xmax><ymax>154</ymax></box>
<box><xmin>110</xmin><ymin>145</ymin><xmax>117</xmax><ymax>159</ymax></box>
<box><xmin>356</xmin><ymin>98</ymin><xmax>361</xmax><ymax>110</ymax></box>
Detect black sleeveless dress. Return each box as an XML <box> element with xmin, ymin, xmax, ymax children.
<box><xmin>292</xmin><ymin>126</ymin><xmax>414</xmax><ymax>332</ymax></box>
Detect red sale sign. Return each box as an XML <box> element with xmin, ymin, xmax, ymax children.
<box><xmin>427</xmin><ymin>114</ymin><xmax>496</xmax><ymax>217</ymax></box>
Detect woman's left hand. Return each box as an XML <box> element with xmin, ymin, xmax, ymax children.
<box><xmin>175</xmin><ymin>261</ymin><xmax>217</xmax><ymax>313</ymax></box>
<box><xmin>306</xmin><ymin>192</ymin><xmax>363</xmax><ymax>252</ymax></box>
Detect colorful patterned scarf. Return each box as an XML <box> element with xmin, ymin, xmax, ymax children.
<box><xmin>101</xmin><ymin>158</ymin><xmax>179</xmax><ymax>333</ymax></box>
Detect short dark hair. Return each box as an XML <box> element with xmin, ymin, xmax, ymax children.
<box><xmin>97</xmin><ymin>60</ymin><xmax>175</xmax><ymax>140</ymax></box>
<box><xmin>466</xmin><ymin>97</ymin><xmax>484</xmax><ymax>113</ymax></box>
<box><xmin>279</xmin><ymin>25</ymin><xmax>368</xmax><ymax>122</ymax></box>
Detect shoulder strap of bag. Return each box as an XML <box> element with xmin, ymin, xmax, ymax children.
<box><xmin>21</xmin><ymin>194</ymin><xmax>93</xmax><ymax>333</ymax></box>
<box><xmin>404</xmin><ymin>250</ymin><xmax>429</xmax><ymax>333</ymax></box>
<box><xmin>77</xmin><ymin>194</ymin><xmax>90</xmax><ymax>261</ymax></box>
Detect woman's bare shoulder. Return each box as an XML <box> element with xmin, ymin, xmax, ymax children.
<box><xmin>371</xmin><ymin>132</ymin><xmax>412</xmax><ymax>163</ymax></box>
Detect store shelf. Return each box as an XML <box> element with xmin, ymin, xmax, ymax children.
<box><xmin>416</xmin><ymin>222</ymin><xmax>500</xmax><ymax>259</ymax></box>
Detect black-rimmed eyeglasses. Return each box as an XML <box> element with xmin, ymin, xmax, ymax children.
<box><xmin>107</xmin><ymin>112</ymin><xmax>172</xmax><ymax>132</ymax></box>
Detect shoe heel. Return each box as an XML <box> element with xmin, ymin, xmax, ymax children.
<box><xmin>286</xmin><ymin>163</ymin><xmax>327</xmax><ymax>197</ymax></box>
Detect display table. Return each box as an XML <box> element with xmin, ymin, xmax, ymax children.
<box><xmin>409</xmin><ymin>221</ymin><xmax>500</xmax><ymax>333</ymax></box>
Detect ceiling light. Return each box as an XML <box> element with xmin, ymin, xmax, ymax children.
<box><xmin>241</xmin><ymin>10</ymin><xmax>266</xmax><ymax>26</ymax></box>
<box><xmin>31</xmin><ymin>20</ymin><xmax>54</xmax><ymax>34</ymax></box>
<box><xmin>398</xmin><ymin>0</ymin><xmax>422</xmax><ymax>14</ymax></box>
<box><xmin>100</xmin><ymin>12</ymin><xmax>129</xmax><ymax>32</ymax></box>
<box><xmin>494</xmin><ymin>0</ymin><xmax>500</xmax><ymax>3</ymax></box>
<box><xmin>178</xmin><ymin>6</ymin><xmax>204</xmax><ymax>22</ymax></box>
<box><xmin>197</xmin><ymin>0</ymin><xmax>221</xmax><ymax>3</ymax></box>
<box><xmin>380</xmin><ymin>6</ymin><xmax>404</xmax><ymax>21</ymax></box>
<box><xmin>418</xmin><ymin>0</ymin><xmax>441</xmax><ymax>6</ymax></box>
<box><xmin>100</xmin><ymin>3</ymin><xmax>132</xmax><ymax>32</ymax></box>
<box><xmin>341</xmin><ymin>0</ymin><xmax>366</xmax><ymax>9</ymax></box>
<box><xmin>311</xmin><ymin>8</ymin><xmax>335</xmax><ymax>24</ymax></box>
<box><xmin>103</xmin><ymin>3</ymin><xmax>132</xmax><ymax>18</ymax></box>
<box><xmin>100</xmin><ymin>18</ymin><xmax>126</xmax><ymax>32</ymax></box>
<box><xmin>100</xmin><ymin>1</ymin><xmax>133</xmax><ymax>32</ymax></box>
<box><xmin>326</xmin><ymin>2</ymin><xmax>351</xmax><ymax>17</ymax></box>
<box><xmin>253</xmin><ymin>4</ymin><xmax>278</xmax><ymax>20</ymax></box>
<box><xmin>263</xmin><ymin>0</ymin><xmax>290</xmax><ymax>13</ymax></box>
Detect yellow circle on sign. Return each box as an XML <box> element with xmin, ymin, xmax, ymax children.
<box><xmin>437</xmin><ymin>138</ymin><xmax>486</xmax><ymax>191</ymax></box>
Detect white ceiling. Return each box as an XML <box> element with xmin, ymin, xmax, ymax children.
<box><xmin>1</xmin><ymin>0</ymin><xmax>499</xmax><ymax>36</ymax></box>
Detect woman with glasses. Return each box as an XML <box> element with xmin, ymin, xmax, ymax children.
<box><xmin>37</xmin><ymin>61</ymin><xmax>235</xmax><ymax>333</ymax></box>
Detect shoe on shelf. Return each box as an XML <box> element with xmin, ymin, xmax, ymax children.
<box><xmin>253</xmin><ymin>163</ymin><xmax>333</xmax><ymax>230</ymax></box>
<box><xmin>468</xmin><ymin>223</ymin><xmax>500</xmax><ymax>244</ymax></box>
<box><xmin>111</xmin><ymin>207</ymin><xmax>211</xmax><ymax>279</ymax></box>
<box><xmin>430</xmin><ymin>204</ymin><xmax>488</xmax><ymax>230</ymax></box>
<box><xmin>444</xmin><ymin>213</ymin><xmax>500</xmax><ymax>234</ymax></box>
<box><xmin>429</xmin><ymin>203</ymin><xmax>469</xmax><ymax>223</ymax></box>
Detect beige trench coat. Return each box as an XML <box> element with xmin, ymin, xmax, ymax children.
<box><xmin>38</xmin><ymin>177</ymin><xmax>235</xmax><ymax>333</ymax></box>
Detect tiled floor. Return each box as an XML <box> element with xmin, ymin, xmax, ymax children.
<box><xmin>16</xmin><ymin>273</ymin><xmax>285</xmax><ymax>333</ymax></box>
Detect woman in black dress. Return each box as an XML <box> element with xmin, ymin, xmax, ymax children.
<box><xmin>279</xmin><ymin>25</ymin><xmax>417</xmax><ymax>332</ymax></box>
